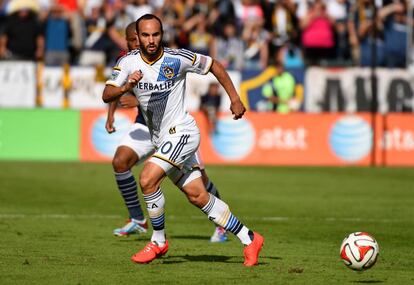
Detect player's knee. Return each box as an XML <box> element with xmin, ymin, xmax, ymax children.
<box><xmin>186</xmin><ymin>189</ymin><xmax>209</xmax><ymax>208</ymax></box>
<box><xmin>139</xmin><ymin>173</ymin><xmax>158</xmax><ymax>193</ymax></box>
<box><xmin>112</xmin><ymin>156</ymin><xmax>130</xmax><ymax>173</ymax></box>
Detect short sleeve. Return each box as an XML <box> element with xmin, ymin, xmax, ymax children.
<box><xmin>180</xmin><ymin>49</ymin><xmax>213</xmax><ymax>75</ymax></box>
<box><xmin>105</xmin><ymin>56</ymin><xmax>130</xmax><ymax>87</ymax></box>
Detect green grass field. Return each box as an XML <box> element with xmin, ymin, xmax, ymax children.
<box><xmin>0</xmin><ymin>162</ymin><xmax>413</xmax><ymax>284</ymax></box>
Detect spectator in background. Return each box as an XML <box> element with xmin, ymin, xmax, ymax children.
<box><xmin>104</xmin><ymin>0</ymin><xmax>134</xmax><ymax>65</ymax></box>
<box><xmin>278</xmin><ymin>41</ymin><xmax>304</xmax><ymax>68</ymax></box>
<box><xmin>209</xmin><ymin>0</ymin><xmax>236</xmax><ymax>36</ymax></box>
<box><xmin>184</xmin><ymin>12</ymin><xmax>212</xmax><ymax>55</ymax></box>
<box><xmin>108</xmin><ymin>0</ymin><xmax>134</xmax><ymax>40</ymax></box>
<box><xmin>0</xmin><ymin>1</ymin><xmax>44</xmax><ymax>61</ymax></box>
<box><xmin>300</xmin><ymin>0</ymin><xmax>335</xmax><ymax>65</ymax></box>
<box><xmin>234</xmin><ymin>0</ymin><xmax>264</xmax><ymax>28</ymax></box>
<box><xmin>267</xmin><ymin>0</ymin><xmax>298</xmax><ymax>62</ymax></box>
<box><xmin>241</xmin><ymin>20</ymin><xmax>269</xmax><ymax>70</ymax></box>
<box><xmin>183</xmin><ymin>0</ymin><xmax>208</xmax><ymax>19</ymax></box>
<box><xmin>44</xmin><ymin>4</ymin><xmax>70</xmax><ymax>66</ymax></box>
<box><xmin>348</xmin><ymin>0</ymin><xmax>385</xmax><ymax>67</ymax></box>
<box><xmin>125</xmin><ymin>0</ymin><xmax>153</xmax><ymax>22</ymax></box>
<box><xmin>261</xmin><ymin>61</ymin><xmax>297</xmax><ymax>113</ymax></box>
<box><xmin>158</xmin><ymin>0</ymin><xmax>183</xmax><ymax>47</ymax></box>
<box><xmin>57</xmin><ymin>0</ymin><xmax>84</xmax><ymax>64</ymax></box>
<box><xmin>210</xmin><ymin>21</ymin><xmax>244</xmax><ymax>70</ymax></box>
<box><xmin>80</xmin><ymin>3</ymin><xmax>127</xmax><ymax>66</ymax></box>
<box><xmin>200</xmin><ymin>82</ymin><xmax>222</xmax><ymax>134</ymax></box>
<box><xmin>379</xmin><ymin>1</ymin><xmax>408</xmax><ymax>68</ymax></box>
<box><xmin>79</xmin><ymin>5</ymin><xmax>107</xmax><ymax>65</ymax></box>
<box><xmin>179</xmin><ymin>0</ymin><xmax>210</xmax><ymax>49</ymax></box>
<box><xmin>295</xmin><ymin>0</ymin><xmax>311</xmax><ymax>20</ymax></box>
<box><xmin>326</xmin><ymin>0</ymin><xmax>352</xmax><ymax>63</ymax></box>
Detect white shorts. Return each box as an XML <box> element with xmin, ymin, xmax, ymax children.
<box><xmin>119</xmin><ymin>123</ymin><xmax>154</xmax><ymax>164</ymax></box>
<box><xmin>149</xmin><ymin>127</ymin><xmax>200</xmax><ymax>174</ymax></box>
<box><xmin>121</xmin><ymin>122</ymin><xmax>204</xmax><ymax>188</ymax></box>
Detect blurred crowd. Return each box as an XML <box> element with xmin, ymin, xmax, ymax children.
<box><xmin>0</xmin><ymin>0</ymin><xmax>412</xmax><ymax>69</ymax></box>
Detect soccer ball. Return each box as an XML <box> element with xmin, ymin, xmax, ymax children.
<box><xmin>340</xmin><ymin>232</ymin><xmax>379</xmax><ymax>271</ymax></box>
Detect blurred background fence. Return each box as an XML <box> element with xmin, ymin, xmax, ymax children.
<box><xmin>0</xmin><ymin>0</ymin><xmax>413</xmax><ymax>166</ymax></box>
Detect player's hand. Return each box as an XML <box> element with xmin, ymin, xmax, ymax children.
<box><xmin>124</xmin><ymin>70</ymin><xmax>143</xmax><ymax>91</ymax></box>
<box><xmin>105</xmin><ymin>116</ymin><xmax>116</xmax><ymax>133</ymax></box>
<box><xmin>230</xmin><ymin>98</ymin><xmax>246</xmax><ymax>120</ymax></box>
<box><xmin>119</xmin><ymin>94</ymin><xmax>139</xmax><ymax>108</ymax></box>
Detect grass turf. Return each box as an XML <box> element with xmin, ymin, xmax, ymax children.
<box><xmin>0</xmin><ymin>161</ymin><xmax>413</xmax><ymax>284</ymax></box>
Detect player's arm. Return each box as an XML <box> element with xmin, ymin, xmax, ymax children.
<box><xmin>105</xmin><ymin>100</ymin><xmax>118</xmax><ymax>133</ymax></box>
<box><xmin>119</xmin><ymin>94</ymin><xmax>139</xmax><ymax>108</ymax></box>
<box><xmin>209</xmin><ymin>59</ymin><xmax>246</xmax><ymax>120</ymax></box>
<box><xmin>105</xmin><ymin>94</ymin><xmax>138</xmax><ymax>133</ymax></box>
<box><xmin>102</xmin><ymin>70</ymin><xmax>143</xmax><ymax>103</ymax></box>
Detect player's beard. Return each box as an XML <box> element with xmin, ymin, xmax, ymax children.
<box><xmin>140</xmin><ymin>42</ymin><xmax>162</xmax><ymax>60</ymax></box>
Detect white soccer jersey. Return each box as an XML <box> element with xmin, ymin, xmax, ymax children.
<box><xmin>106</xmin><ymin>48</ymin><xmax>213</xmax><ymax>146</ymax></box>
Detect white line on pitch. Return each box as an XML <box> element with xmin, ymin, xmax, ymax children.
<box><xmin>0</xmin><ymin>214</ymin><xmax>409</xmax><ymax>223</ymax></box>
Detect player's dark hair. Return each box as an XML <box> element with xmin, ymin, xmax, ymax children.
<box><xmin>126</xmin><ymin>22</ymin><xmax>136</xmax><ymax>35</ymax></box>
<box><xmin>136</xmin><ymin>14</ymin><xmax>163</xmax><ymax>35</ymax></box>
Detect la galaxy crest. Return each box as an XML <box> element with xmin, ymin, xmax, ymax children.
<box><xmin>157</xmin><ymin>57</ymin><xmax>180</xmax><ymax>81</ymax></box>
<box><xmin>163</xmin><ymin>66</ymin><xmax>175</xmax><ymax>79</ymax></box>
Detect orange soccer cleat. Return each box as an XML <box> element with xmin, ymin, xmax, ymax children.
<box><xmin>243</xmin><ymin>232</ymin><xmax>264</xmax><ymax>267</ymax></box>
<box><xmin>131</xmin><ymin>240</ymin><xmax>169</xmax><ymax>264</ymax></box>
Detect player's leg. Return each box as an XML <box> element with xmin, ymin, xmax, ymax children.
<box><xmin>195</xmin><ymin>151</ymin><xmax>228</xmax><ymax>242</ymax></box>
<box><xmin>176</xmin><ymin>164</ymin><xmax>264</xmax><ymax>267</ymax></box>
<box><xmin>112</xmin><ymin>123</ymin><xmax>154</xmax><ymax>236</ymax></box>
<box><xmin>195</xmin><ymin>151</ymin><xmax>221</xmax><ymax>199</ymax></box>
<box><xmin>131</xmin><ymin>130</ymin><xmax>200</xmax><ymax>264</ymax></box>
<box><xmin>112</xmin><ymin>145</ymin><xmax>142</xmax><ymax>221</ymax></box>
<box><xmin>202</xmin><ymin>169</ymin><xmax>220</xmax><ymax>198</ymax></box>
<box><xmin>112</xmin><ymin>146</ymin><xmax>148</xmax><ymax>236</ymax></box>
<box><xmin>131</xmin><ymin>161</ymin><xmax>168</xmax><ymax>263</ymax></box>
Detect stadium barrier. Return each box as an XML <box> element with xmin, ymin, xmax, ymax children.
<box><xmin>305</xmin><ymin>67</ymin><xmax>414</xmax><ymax>113</ymax></box>
<box><xmin>0</xmin><ymin>61</ymin><xmax>241</xmax><ymax>111</ymax></box>
<box><xmin>1</xmin><ymin>61</ymin><xmax>412</xmax><ymax>113</ymax></box>
<box><xmin>1</xmin><ymin>109</ymin><xmax>413</xmax><ymax>166</ymax></box>
<box><xmin>194</xmin><ymin>112</ymin><xmax>414</xmax><ymax>166</ymax></box>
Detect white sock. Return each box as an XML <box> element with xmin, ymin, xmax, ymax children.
<box><xmin>143</xmin><ymin>188</ymin><xmax>166</xmax><ymax>245</ymax></box>
<box><xmin>201</xmin><ymin>194</ymin><xmax>252</xmax><ymax>245</ymax></box>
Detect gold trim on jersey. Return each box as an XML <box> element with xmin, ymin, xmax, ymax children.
<box><xmin>205</xmin><ymin>58</ymin><xmax>214</xmax><ymax>74</ymax></box>
<box><xmin>113</xmin><ymin>66</ymin><xmax>121</xmax><ymax>71</ymax></box>
<box><xmin>140</xmin><ymin>48</ymin><xmax>164</xmax><ymax>65</ymax></box>
<box><xmin>152</xmin><ymin>154</ymin><xmax>181</xmax><ymax>169</ymax></box>
<box><xmin>192</xmin><ymin>54</ymin><xmax>197</xmax><ymax>65</ymax></box>
<box><xmin>105</xmin><ymin>82</ymin><xmax>120</xmax><ymax>87</ymax></box>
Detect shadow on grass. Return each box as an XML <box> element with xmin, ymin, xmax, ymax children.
<box><xmin>116</xmin><ymin>237</ymin><xmax>149</xmax><ymax>243</ymax></box>
<box><xmin>170</xmin><ymin>235</ymin><xmax>210</xmax><ymax>241</ymax></box>
<box><xmin>352</xmin><ymin>281</ymin><xmax>384</xmax><ymax>284</ymax></box>
<box><xmin>159</xmin><ymin>254</ymin><xmax>280</xmax><ymax>265</ymax></box>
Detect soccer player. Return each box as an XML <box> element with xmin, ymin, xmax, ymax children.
<box><xmin>107</xmin><ymin>22</ymin><xmax>228</xmax><ymax>242</ymax></box>
<box><xmin>102</xmin><ymin>14</ymin><xmax>264</xmax><ymax>266</ymax></box>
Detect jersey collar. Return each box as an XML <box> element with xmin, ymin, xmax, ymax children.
<box><xmin>140</xmin><ymin>48</ymin><xmax>164</xmax><ymax>65</ymax></box>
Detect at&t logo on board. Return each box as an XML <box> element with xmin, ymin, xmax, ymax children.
<box><xmin>92</xmin><ymin>114</ymin><xmax>131</xmax><ymax>157</ymax></box>
<box><xmin>212</xmin><ymin>117</ymin><xmax>255</xmax><ymax>160</ymax></box>
<box><xmin>329</xmin><ymin>115</ymin><xmax>372</xmax><ymax>162</ymax></box>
